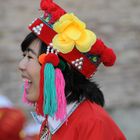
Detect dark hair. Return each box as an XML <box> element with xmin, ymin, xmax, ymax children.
<box><xmin>21</xmin><ymin>32</ymin><xmax>105</xmax><ymax>107</ymax></box>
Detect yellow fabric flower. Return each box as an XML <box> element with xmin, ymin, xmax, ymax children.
<box><xmin>52</xmin><ymin>13</ymin><xmax>97</xmax><ymax>54</ymax></box>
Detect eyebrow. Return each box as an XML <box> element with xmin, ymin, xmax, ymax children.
<box><xmin>26</xmin><ymin>48</ymin><xmax>37</xmax><ymax>56</ymax></box>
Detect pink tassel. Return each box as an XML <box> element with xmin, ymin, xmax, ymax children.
<box><xmin>22</xmin><ymin>80</ymin><xmax>33</xmax><ymax>105</ymax></box>
<box><xmin>55</xmin><ymin>68</ymin><xmax>67</xmax><ymax>120</ymax></box>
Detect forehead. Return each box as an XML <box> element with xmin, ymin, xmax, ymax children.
<box><xmin>28</xmin><ymin>39</ymin><xmax>41</xmax><ymax>55</ymax></box>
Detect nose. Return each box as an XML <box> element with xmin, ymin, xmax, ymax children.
<box><xmin>18</xmin><ymin>57</ymin><xmax>27</xmax><ymax>71</ymax></box>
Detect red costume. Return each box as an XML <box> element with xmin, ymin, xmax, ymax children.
<box><xmin>51</xmin><ymin>100</ymin><xmax>126</xmax><ymax>140</ymax></box>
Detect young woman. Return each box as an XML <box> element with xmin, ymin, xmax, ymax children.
<box><xmin>18</xmin><ymin>0</ymin><xmax>126</xmax><ymax>139</ymax></box>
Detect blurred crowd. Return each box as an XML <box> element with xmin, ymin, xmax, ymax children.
<box><xmin>0</xmin><ymin>95</ymin><xmax>39</xmax><ymax>140</ymax></box>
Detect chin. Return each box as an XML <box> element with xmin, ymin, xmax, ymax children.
<box><xmin>26</xmin><ymin>91</ymin><xmax>39</xmax><ymax>102</ymax></box>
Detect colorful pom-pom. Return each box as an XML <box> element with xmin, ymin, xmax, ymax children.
<box><xmin>40</xmin><ymin>0</ymin><xmax>66</xmax><ymax>23</ymax></box>
<box><xmin>101</xmin><ymin>48</ymin><xmax>116</xmax><ymax>66</ymax></box>
<box><xmin>89</xmin><ymin>39</ymin><xmax>116</xmax><ymax>66</ymax></box>
<box><xmin>39</xmin><ymin>53</ymin><xmax>60</xmax><ymax>66</ymax></box>
<box><xmin>39</xmin><ymin>53</ymin><xmax>47</xmax><ymax>65</ymax></box>
<box><xmin>40</xmin><ymin>0</ymin><xmax>54</xmax><ymax>11</ymax></box>
<box><xmin>44</xmin><ymin>53</ymin><xmax>59</xmax><ymax>66</ymax></box>
<box><xmin>89</xmin><ymin>39</ymin><xmax>106</xmax><ymax>55</ymax></box>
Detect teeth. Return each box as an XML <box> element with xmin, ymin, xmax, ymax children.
<box><xmin>22</xmin><ymin>79</ymin><xmax>32</xmax><ymax>83</ymax></box>
<box><xmin>28</xmin><ymin>80</ymin><xmax>32</xmax><ymax>83</ymax></box>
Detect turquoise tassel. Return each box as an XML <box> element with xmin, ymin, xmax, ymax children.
<box><xmin>43</xmin><ymin>63</ymin><xmax>57</xmax><ymax>117</ymax></box>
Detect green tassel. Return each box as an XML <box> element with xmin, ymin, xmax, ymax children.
<box><xmin>43</xmin><ymin>63</ymin><xmax>57</xmax><ymax>117</ymax></box>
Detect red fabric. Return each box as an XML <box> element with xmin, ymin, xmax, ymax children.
<box><xmin>24</xmin><ymin>135</ymin><xmax>39</xmax><ymax>140</ymax></box>
<box><xmin>60</xmin><ymin>48</ymin><xmax>97</xmax><ymax>78</ymax></box>
<box><xmin>89</xmin><ymin>39</ymin><xmax>106</xmax><ymax>55</ymax></box>
<box><xmin>29</xmin><ymin>18</ymin><xmax>98</xmax><ymax>78</ymax></box>
<box><xmin>0</xmin><ymin>108</ymin><xmax>26</xmax><ymax>140</ymax></box>
<box><xmin>101</xmin><ymin>47</ymin><xmax>116</xmax><ymax>66</ymax></box>
<box><xmin>36</xmin><ymin>64</ymin><xmax>45</xmax><ymax>116</ymax></box>
<box><xmin>90</xmin><ymin>39</ymin><xmax>116</xmax><ymax>66</ymax></box>
<box><xmin>29</xmin><ymin>18</ymin><xmax>57</xmax><ymax>44</ymax></box>
<box><xmin>44</xmin><ymin>53</ymin><xmax>60</xmax><ymax>66</ymax></box>
<box><xmin>40</xmin><ymin>0</ymin><xmax>54</xmax><ymax>11</ymax></box>
<box><xmin>51</xmin><ymin>100</ymin><xmax>126</xmax><ymax>140</ymax></box>
<box><xmin>40</xmin><ymin>0</ymin><xmax>66</xmax><ymax>23</ymax></box>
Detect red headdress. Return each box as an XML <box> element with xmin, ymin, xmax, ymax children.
<box><xmin>28</xmin><ymin>0</ymin><xmax>116</xmax><ymax>120</ymax></box>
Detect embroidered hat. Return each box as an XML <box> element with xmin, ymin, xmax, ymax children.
<box><xmin>27</xmin><ymin>0</ymin><xmax>116</xmax><ymax>120</ymax></box>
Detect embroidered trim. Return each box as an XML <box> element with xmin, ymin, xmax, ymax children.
<box><xmin>48</xmin><ymin>101</ymin><xmax>80</xmax><ymax>134</ymax></box>
<box><xmin>31</xmin><ymin>100</ymin><xmax>83</xmax><ymax>135</ymax></box>
<box><xmin>40</xmin><ymin>125</ymin><xmax>51</xmax><ymax>140</ymax></box>
<box><xmin>30</xmin><ymin>112</ymin><xmax>45</xmax><ymax>124</ymax></box>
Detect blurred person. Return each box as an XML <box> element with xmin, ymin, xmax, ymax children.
<box><xmin>0</xmin><ymin>95</ymin><xmax>40</xmax><ymax>140</ymax></box>
<box><xmin>18</xmin><ymin>0</ymin><xmax>126</xmax><ymax>139</ymax></box>
<box><xmin>0</xmin><ymin>107</ymin><xmax>39</xmax><ymax>140</ymax></box>
<box><xmin>0</xmin><ymin>107</ymin><xmax>25</xmax><ymax>140</ymax></box>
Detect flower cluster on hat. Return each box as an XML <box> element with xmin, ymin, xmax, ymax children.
<box><xmin>52</xmin><ymin>13</ymin><xmax>97</xmax><ymax>54</ymax></box>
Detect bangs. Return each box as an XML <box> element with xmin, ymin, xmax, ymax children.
<box><xmin>21</xmin><ymin>32</ymin><xmax>37</xmax><ymax>52</ymax></box>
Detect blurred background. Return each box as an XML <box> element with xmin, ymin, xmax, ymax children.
<box><xmin>0</xmin><ymin>0</ymin><xmax>140</xmax><ymax>139</ymax></box>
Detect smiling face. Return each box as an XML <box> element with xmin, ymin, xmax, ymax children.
<box><xmin>18</xmin><ymin>39</ymin><xmax>41</xmax><ymax>102</ymax></box>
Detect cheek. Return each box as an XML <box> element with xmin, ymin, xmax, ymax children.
<box><xmin>28</xmin><ymin>61</ymin><xmax>41</xmax><ymax>78</ymax></box>
<box><xmin>26</xmin><ymin>62</ymin><xmax>41</xmax><ymax>102</ymax></box>
<box><xmin>26</xmin><ymin>61</ymin><xmax>41</xmax><ymax>90</ymax></box>
<box><xmin>31</xmin><ymin>63</ymin><xmax>41</xmax><ymax>82</ymax></box>
<box><xmin>32</xmin><ymin>65</ymin><xmax>40</xmax><ymax>101</ymax></box>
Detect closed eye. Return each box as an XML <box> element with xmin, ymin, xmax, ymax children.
<box><xmin>27</xmin><ymin>55</ymin><xmax>33</xmax><ymax>59</ymax></box>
